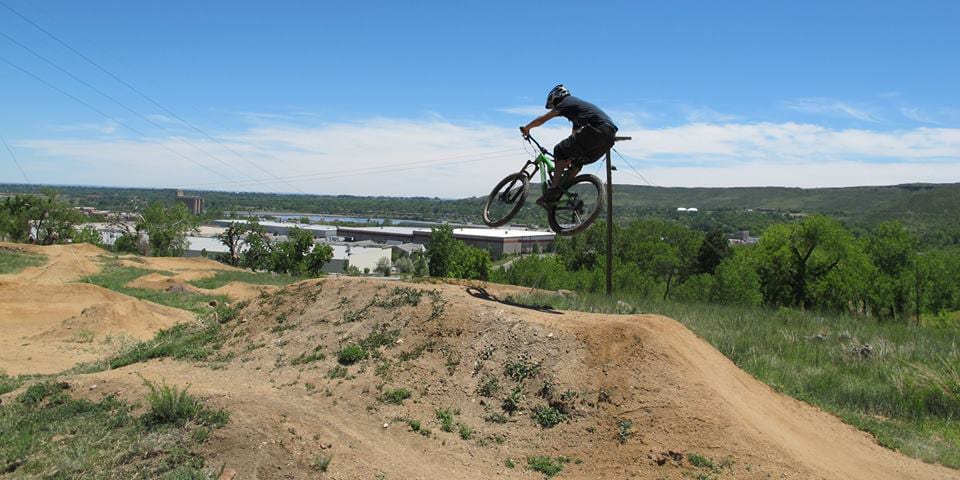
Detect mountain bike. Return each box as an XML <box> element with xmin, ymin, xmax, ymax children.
<box><xmin>482</xmin><ymin>130</ymin><xmax>605</xmax><ymax>235</ymax></box>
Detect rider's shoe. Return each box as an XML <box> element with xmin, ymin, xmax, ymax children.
<box><xmin>536</xmin><ymin>186</ymin><xmax>564</xmax><ymax>208</ymax></box>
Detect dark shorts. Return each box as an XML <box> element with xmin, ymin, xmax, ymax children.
<box><xmin>553</xmin><ymin>123</ymin><xmax>618</xmax><ymax>166</ymax></box>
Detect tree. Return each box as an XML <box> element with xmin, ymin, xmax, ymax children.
<box><xmin>864</xmin><ymin>221</ymin><xmax>917</xmax><ymax>320</ymax></box>
<box><xmin>137</xmin><ymin>202</ymin><xmax>199</xmax><ymax>256</ymax></box>
<box><xmin>711</xmin><ymin>247</ymin><xmax>763</xmax><ymax>306</ymax></box>
<box><xmin>217</xmin><ymin>220</ymin><xmax>267</xmax><ymax>267</ymax></box>
<box><xmin>269</xmin><ymin>227</ymin><xmax>315</xmax><ymax>274</ymax></box>
<box><xmin>754</xmin><ymin>215</ymin><xmax>862</xmax><ymax>309</ymax></box>
<box><xmin>694</xmin><ymin>229</ymin><xmax>730</xmax><ymax>275</ymax></box>
<box><xmin>426</xmin><ymin>224</ymin><xmax>492</xmax><ymax>280</ymax></box>
<box><xmin>375</xmin><ymin>257</ymin><xmax>392</xmax><ymax>276</ymax></box>
<box><xmin>29</xmin><ymin>190</ymin><xmax>84</xmax><ymax>245</ymax></box>
<box><xmin>427</xmin><ymin>224</ymin><xmax>460</xmax><ymax>277</ymax></box>
<box><xmin>2</xmin><ymin>190</ymin><xmax>84</xmax><ymax>245</ymax></box>
<box><xmin>73</xmin><ymin>225</ymin><xmax>104</xmax><ymax>247</ymax></box>
<box><xmin>304</xmin><ymin>244</ymin><xmax>334</xmax><ymax>276</ymax></box>
<box><xmin>0</xmin><ymin>195</ymin><xmax>33</xmax><ymax>242</ymax></box>
<box><xmin>394</xmin><ymin>256</ymin><xmax>414</xmax><ymax>274</ymax></box>
<box><xmin>240</xmin><ymin>227</ymin><xmax>272</xmax><ymax>271</ymax></box>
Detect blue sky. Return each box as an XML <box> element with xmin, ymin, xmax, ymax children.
<box><xmin>1</xmin><ymin>0</ymin><xmax>959</xmax><ymax>196</ymax></box>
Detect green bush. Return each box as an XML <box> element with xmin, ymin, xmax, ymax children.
<box><xmin>337</xmin><ymin>345</ymin><xmax>367</xmax><ymax>365</ymax></box>
<box><xmin>381</xmin><ymin>388</ymin><xmax>412</xmax><ymax>405</ymax></box>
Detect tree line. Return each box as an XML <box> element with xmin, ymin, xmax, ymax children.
<box><xmin>493</xmin><ymin>216</ymin><xmax>960</xmax><ymax>325</ymax></box>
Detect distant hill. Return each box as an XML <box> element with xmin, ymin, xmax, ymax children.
<box><xmin>3</xmin><ymin>182</ymin><xmax>959</xmax><ymax>234</ymax></box>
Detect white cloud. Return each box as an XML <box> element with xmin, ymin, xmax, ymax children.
<box><xmin>498</xmin><ymin>105</ymin><xmax>547</xmax><ymax>117</ymax></box>
<box><xmin>682</xmin><ymin>106</ymin><xmax>739</xmax><ymax>123</ymax></box>
<box><xmin>784</xmin><ymin>97</ymin><xmax>879</xmax><ymax>122</ymax></box>
<box><xmin>11</xmin><ymin>117</ymin><xmax>960</xmax><ymax>196</ymax></box>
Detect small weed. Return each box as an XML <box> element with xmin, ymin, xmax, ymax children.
<box><xmin>361</xmin><ymin>325</ymin><xmax>401</xmax><ymax>350</ymax></box>
<box><xmin>505</xmin><ymin>458</ymin><xmax>516</xmax><ymax>469</ymax></box>
<box><xmin>305</xmin><ymin>382</ymin><xmax>316</xmax><ymax>392</ymax></box>
<box><xmin>688</xmin><ymin>453</ymin><xmax>716</xmax><ymax>469</ymax></box>
<box><xmin>270</xmin><ymin>323</ymin><xmax>297</xmax><ymax>334</ymax></box>
<box><xmin>532</xmin><ymin>404</ymin><xmax>566</xmax><ymax>428</ymax></box>
<box><xmin>71</xmin><ymin>329</ymin><xmax>95</xmax><ymax>343</ymax></box>
<box><xmin>398</xmin><ymin>342</ymin><xmax>433</xmax><ymax>362</ymax></box>
<box><xmin>291</xmin><ymin>346</ymin><xmax>326</xmax><ymax>365</ymax></box>
<box><xmin>617</xmin><ymin>419</ymin><xmax>633</xmax><ymax>444</ymax></box>
<box><xmin>527</xmin><ymin>455</ymin><xmax>569</xmax><ymax>478</ymax></box>
<box><xmin>436</xmin><ymin>407</ymin><xmax>458</xmax><ymax>432</ymax></box>
<box><xmin>141</xmin><ymin>378</ymin><xmax>229</xmax><ymax>428</ymax></box>
<box><xmin>459</xmin><ymin>423</ymin><xmax>473</xmax><ymax>440</ymax></box>
<box><xmin>477</xmin><ymin>376</ymin><xmax>500</xmax><ymax>397</ymax></box>
<box><xmin>406</xmin><ymin>418</ymin><xmax>422</xmax><ymax>432</ymax></box>
<box><xmin>485</xmin><ymin>412</ymin><xmax>508</xmax><ymax>424</ymax></box>
<box><xmin>337</xmin><ymin>345</ymin><xmax>367</xmax><ymax>365</ymax></box>
<box><xmin>327</xmin><ymin>365</ymin><xmax>348</xmax><ymax>379</ymax></box>
<box><xmin>311</xmin><ymin>453</ymin><xmax>333</xmax><ymax>472</ymax></box>
<box><xmin>342</xmin><ymin>305</ymin><xmax>370</xmax><ymax>323</ymax></box>
<box><xmin>502</xmin><ymin>387</ymin><xmax>523</xmax><ymax>415</ymax></box>
<box><xmin>373</xmin><ymin>287</ymin><xmax>424</xmax><ymax>307</ymax></box>
<box><xmin>382</xmin><ymin>388</ymin><xmax>412</xmax><ymax>405</ymax></box>
<box><xmin>504</xmin><ymin>354</ymin><xmax>541</xmax><ymax>382</ymax></box>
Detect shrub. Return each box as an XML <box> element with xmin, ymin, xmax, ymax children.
<box><xmin>337</xmin><ymin>345</ymin><xmax>367</xmax><ymax>365</ymax></box>
<box><xmin>532</xmin><ymin>404</ymin><xmax>566</xmax><ymax>428</ymax></box>
<box><xmin>141</xmin><ymin>379</ymin><xmax>228</xmax><ymax>427</ymax></box>
<box><xmin>382</xmin><ymin>388</ymin><xmax>412</xmax><ymax>405</ymax></box>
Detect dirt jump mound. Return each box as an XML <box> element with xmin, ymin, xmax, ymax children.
<box><xmin>182</xmin><ymin>277</ymin><xmax>954</xmax><ymax>479</ymax></box>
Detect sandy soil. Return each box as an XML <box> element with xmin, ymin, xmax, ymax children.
<box><xmin>1</xmin><ymin>248</ymin><xmax>957</xmax><ymax>479</ymax></box>
<box><xmin>49</xmin><ymin>279</ymin><xmax>958</xmax><ymax>480</ymax></box>
<box><xmin>0</xmin><ymin>281</ymin><xmax>193</xmax><ymax>374</ymax></box>
<box><xmin>125</xmin><ymin>272</ymin><xmax>277</xmax><ymax>302</ymax></box>
<box><xmin>0</xmin><ymin>241</ymin><xmax>104</xmax><ymax>284</ymax></box>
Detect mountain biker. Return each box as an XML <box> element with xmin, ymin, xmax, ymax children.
<box><xmin>520</xmin><ymin>84</ymin><xmax>618</xmax><ymax>206</ymax></box>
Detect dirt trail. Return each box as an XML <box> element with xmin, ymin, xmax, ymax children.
<box><xmin>0</xmin><ymin>281</ymin><xmax>194</xmax><ymax>374</ymax></box>
<box><xmin>0</xmin><ymin>241</ymin><xmax>103</xmax><ymax>283</ymax></box>
<box><xmin>49</xmin><ymin>279</ymin><xmax>958</xmax><ymax>480</ymax></box>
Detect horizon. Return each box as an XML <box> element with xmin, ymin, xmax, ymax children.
<box><xmin>2</xmin><ymin>1</ymin><xmax>958</xmax><ymax>196</ymax></box>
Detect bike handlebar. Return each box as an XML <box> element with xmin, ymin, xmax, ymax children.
<box><xmin>519</xmin><ymin>127</ymin><xmax>550</xmax><ymax>155</ymax></box>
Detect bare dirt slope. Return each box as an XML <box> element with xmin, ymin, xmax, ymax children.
<box><xmin>0</xmin><ymin>241</ymin><xmax>103</xmax><ymax>284</ymax></box>
<box><xmin>60</xmin><ymin>278</ymin><xmax>959</xmax><ymax>480</ymax></box>
<box><xmin>0</xmin><ymin>281</ymin><xmax>193</xmax><ymax>374</ymax></box>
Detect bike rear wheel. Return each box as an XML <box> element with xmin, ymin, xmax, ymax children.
<box><xmin>546</xmin><ymin>174</ymin><xmax>605</xmax><ymax>235</ymax></box>
<box><xmin>482</xmin><ymin>172</ymin><xmax>530</xmax><ymax>227</ymax></box>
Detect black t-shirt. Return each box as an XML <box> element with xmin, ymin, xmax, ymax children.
<box><xmin>552</xmin><ymin>95</ymin><xmax>616</xmax><ymax>130</ymax></box>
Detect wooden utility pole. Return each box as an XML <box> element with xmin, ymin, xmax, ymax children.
<box><xmin>606</xmin><ymin>136</ymin><xmax>631</xmax><ymax>296</ymax></box>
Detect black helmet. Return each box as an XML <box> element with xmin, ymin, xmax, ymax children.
<box><xmin>545</xmin><ymin>84</ymin><xmax>570</xmax><ymax>109</ymax></box>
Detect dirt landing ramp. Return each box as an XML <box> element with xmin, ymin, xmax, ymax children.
<box><xmin>0</xmin><ymin>282</ymin><xmax>193</xmax><ymax>374</ymax></box>
<box><xmin>58</xmin><ymin>279</ymin><xmax>958</xmax><ymax>479</ymax></box>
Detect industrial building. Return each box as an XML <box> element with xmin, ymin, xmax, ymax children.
<box><xmin>211</xmin><ymin>220</ymin><xmax>337</xmax><ymax>239</ymax></box>
<box><xmin>175</xmin><ymin>190</ymin><xmax>204</xmax><ymax>215</ymax></box>
<box><xmin>338</xmin><ymin>226</ymin><xmax>554</xmax><ymax>259</ymax></box>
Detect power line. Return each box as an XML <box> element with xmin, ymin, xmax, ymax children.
<box><xmin>1</xmin><ymin>133</ymin><xmax>30</xmax><ymax>182</ymax></box>
<box><xmin>0</xmin><ymin>0</ymin><xmax>305</xmax><ymax>194</ymax></box>
<box><xmin>0</xmin><ymin>30</ymin><xmax>260</xmax><ymax>185</ymax></box>
<box><xmin>612</xmin><ymin>147</ymin><xmax>657</xmax><ymax>187</ymax></box>
<box><xmin>0</xmin><ymin>54</ymin><xmax>232</xmax><ymax>182</ymax></box>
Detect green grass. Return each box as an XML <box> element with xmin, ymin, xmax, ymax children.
<box><xmin>141</xmin><ymin>378</ymin><xmax>229</xmax><ymax>428</ymax></box>
<box><xmin>0</xmin><ymin>247</ymin><xmax>46</xmax><ymax>274</ymax></box>
<box><xmin>513</xmin><ymin>290</ymin><xmax>960</xmax><ymax>469</ymax></box>
<box><xmin>83</xmin><ymin>259</ymin><xmax>229</xmax><ymax>315</ymax></box>
<box><xmin>337</xmin><ymin>345</ymin><xmax>367</xmax><ymax>365</ymax></box>
<box><xmin>526</xmin><ymin>455</ymin><xmax>569</xmax><ymax>478</ymax></box>
<box><xmin>381</xmin><ymin>387</ymin><xmax>412</xmax><ymax>405</ymax></box>
<box><xmin>0</xmin><ymin>372</ymin><xmax>25</xmax><ymax>396</ymax></box>
<box><xmin>187</xmin><ymin>270</ymin><xmax>305</xmax><ymax>289</ymax></box>
<box><xmin>88</xmin><ymin>314</ymin><xmax>228</xmax><ymax>371</ymax></box>
<box><xmin>436</xmin><ymin>407</ymin><xmax>457</xmax><ymax>433</ymax></box>
<box><xmin>311</xmin><ymin>453</ymin><xmax>332</xmax><ymax>472</ymax></box>
<box><xmin>0</xmin><ymin>380</ymin><xmax>225</xmax><ymax>478</ymax></box>
<box><xmin>532</xmin><ymin>404</ymin><xmax>566</xmax><ymax>428</ymax></box>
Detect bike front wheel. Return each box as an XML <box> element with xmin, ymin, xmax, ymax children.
<box><xmin>547</xmin><ymin>174</ymin><xmax>605</xmax><ymax>236</ymax></box>
<box><xmin>482</xmin><ymin>172</ymin><xmax>530</xmax><ymax>228</ymax></box>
